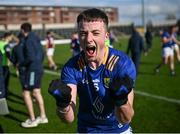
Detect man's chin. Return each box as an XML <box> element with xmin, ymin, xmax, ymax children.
<box><xmin>85</xmin><ymin>56</ymin><xmax>96</xmax><ymax>62</ymax></box>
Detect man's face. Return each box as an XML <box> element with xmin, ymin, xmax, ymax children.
<box><xmin>21</xmin><ymin>29</ymin><xmax>27</xmax><ymax>37</ymax></box>
<box><xmin>78</xmin><ymin>20</ymin><xmax>108</xmax><ymax>62</ymax></box>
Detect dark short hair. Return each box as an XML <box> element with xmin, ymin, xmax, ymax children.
<box><xmin>20</xmin><ymin>22</ymin><xmax>32</xmax><ymax>32</ymax></box>
<box><xmin>77</xmin><ymin>8</ymin><xmax>109</xmax><ymax>30</ymax></box>
<box><xmin>46</xmin><ymin>31</ymin><xmax>51</xmax><ymax>35</ymax></box>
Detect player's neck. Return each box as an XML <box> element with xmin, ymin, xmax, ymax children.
<box><xmin>88</xmin><ymin>48</ymin><xmax>107</xmax><ymax>70</ymax></box>
<box><xmin>88</xmin><ymin>61</ymin><xmax>101</xmax><ymax>70</ymax></box>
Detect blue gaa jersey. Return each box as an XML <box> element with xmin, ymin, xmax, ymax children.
<box><xmin>61</xmin><ymin>47</ymin><xmax>136</xmax><ymax>133</ymax></box>
<box><xmin>161</xmin><ymin>31</ymin><xmax>173</xmax><ymax>48</ymax></box>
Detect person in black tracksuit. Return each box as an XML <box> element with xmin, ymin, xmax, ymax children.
<box><xmin>127</xmin><ymin>27</ymin><xmax>146</xmax><ymax>75</ymax></box>
<box><xmin>20</xmin><ymin>22</ymin><xmax>48</xmax><ymax>128</ymax></box>
<box><xmin>145</xmin><ymin>28</ymin><xmax>153</xmax><ymax>52</ymax></box>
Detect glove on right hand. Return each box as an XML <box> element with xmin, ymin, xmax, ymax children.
<box><xmin>48</xmin><ymin>79</ymin><xmax>72</xmax><ymax>108</ymax></box>
<box><xmin>109</xmin><ymin>75</ymin><xmax>134</xmax><ymax>106</ymax></box>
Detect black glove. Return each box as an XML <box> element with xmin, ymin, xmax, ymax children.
<box><xmin>48</xmin><ymin>79</ymin><xmax>72</xmax><ymax>108</ymax></box>
<box><xmin>109</xmin><ymin>75</ymin><xmax>134</xmax><ymax>106</ymax></box>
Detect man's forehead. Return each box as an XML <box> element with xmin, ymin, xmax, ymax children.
<box><xmin>79</xmin><ymin>19</ymin><xmax>104</xmax><ymax>24</ymax></box>
<box><xmin>78</xmin><ymin>20</ymin><xmax>105</xmax><ymax>28</ymax></box>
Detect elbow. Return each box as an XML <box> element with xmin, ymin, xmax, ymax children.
<box><xmin>61</xmin><ymin>115</ymin><xmax>75</xmax><ymax>124</ymax></box>
<box><xmin>116</xmin><ymin>106</ymin><xmax>135</xmax><ymax>124</ymax></box>
<box><xmin>61</xmin><ymin>114</ymin><xmax>75</xmax><ymax>123</ymax></box>
<box><xmin>64</xmin><ymin>117</ymin><xmax>74</xmax><ymax>123</ymax></box>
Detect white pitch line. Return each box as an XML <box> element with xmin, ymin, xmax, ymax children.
<box><xmin>44</xmin><ymin>69</ymin><xmax>60</xmax><ymax>76</ymax></box>
<box><xmin>135</xmin><ymin>90</ymin><xmax>180</xmax><ymax>105</ymax></box>
<box><xmin>44</xmin><ymin>69</ymin><xmax>180</xmax><ymax>105</ymax></box>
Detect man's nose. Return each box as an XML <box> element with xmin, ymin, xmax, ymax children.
<box><xmin>86</xmin><ymin>33</ymin><xmax>93</xmax><ymax>43</ymax></box>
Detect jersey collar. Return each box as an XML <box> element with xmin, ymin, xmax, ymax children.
<box><xmin>103</xmin><ymin>46</ymin><xmax>109</xmax><ymax>65</ymax></box>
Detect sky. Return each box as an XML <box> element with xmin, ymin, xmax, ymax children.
<box><xmin>0</xmin><ymin>0</ymin><xmax>180</xmax><ymax>25</ymax></box>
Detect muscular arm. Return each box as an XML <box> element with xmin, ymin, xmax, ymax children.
<box><xmin>172</xmin><ymin>36</ymin><xmax>180</xmax><ymax>45</ymax></box>
<box><xmin>45</xmin><ymin>42</ymin><xmax>48</xmax><ymax>50</ymax></box>
<box><xmin>52</xmin><ymin>38</ymin><xmax>55</xmax><ymax>48</ymax></box>
<box><xmin>162</xmin><ymin>36</ymin><xmax>169</xmax><ymax>44</ymax></box>
<box><xmin>115</xmin><ymin>89</ymin><xmax>134</xmax><ymax>124</ymax></box>
<box><xmin>56</xmin><ymin>84</ymin><xmax>77</xmax><ymax>123</ymax></box>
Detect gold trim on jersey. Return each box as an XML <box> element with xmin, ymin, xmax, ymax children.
<box><xmin>103</xmin><ymin>46</ymin><xmax>109</xmax><ymax>65</ymax></box>
<box><xmin>106</xmin><ymin>54</ymin><xmax>119</xmax><ymax>71</ymax></box>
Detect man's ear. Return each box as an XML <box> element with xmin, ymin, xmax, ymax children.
<box><xmin>105</xmin><ymin>32</ymin><xmax>109</xmax><ymax>40</ymax></box>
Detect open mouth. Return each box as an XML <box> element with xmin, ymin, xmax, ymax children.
<box><xmin>86</xmin><ymin>46</ymin><xmax>96</xmax><ymax>56</ymax></box>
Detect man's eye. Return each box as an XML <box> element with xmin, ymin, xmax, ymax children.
<box><xmin>93</xmin><ymin>33</ymin><xmax>100</xmax><ymax>36</ymax></box>
<box><xmin>80</xmin><ymin>32</ymin><xmax>86</xmax><ymax>36</ymax></box>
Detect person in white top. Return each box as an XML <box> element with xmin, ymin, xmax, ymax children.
<box><xmin>45</xmin><ymin>31</ymin><xmax>57</xmax><ymax>70</ymax></box>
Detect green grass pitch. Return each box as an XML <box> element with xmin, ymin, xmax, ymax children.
<box><xmin>0</xmin><ymin>36</ymin><xmax>180</xmax><ymax>133</ymax></box>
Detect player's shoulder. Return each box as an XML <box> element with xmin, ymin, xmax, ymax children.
<box><xmin>109</xmin><ymin>47</ymin><xmax>130</xmax><ymax>62</ymax></box>
<box><xmin>162</xmin><ymin>31</ymin><xmax>170</xmax><ymax>38</ymax></box>
<box><xmin>108</xmin><ymin>47</ymin><xmax>134</xmax><ymax>69</ymax></box>
<box><xmin>107</xmin><ymin>48</ymin><xmax>136</xmax><ymax>79</ymax></box>
<box><xmin>64</xmin><ymin>52</ymin><xmax>82</xmax><ymax>67</ymax></box>
<box><xmin>27</xmin><ymin>32</ymin><xmax>40</xmax><ymax>41</ymax></box>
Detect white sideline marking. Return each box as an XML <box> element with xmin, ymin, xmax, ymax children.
<box><xmin>44</xmin><ymin>69</ymin><xmax>180</xmax><ymax>105</ymax></box>
<box><xmin>44</xmin><ymin>69</ymin><xmax>60</xmax><ymax>76</ymax></box>
<box><xmin>41</xmin><ymin>39</ymin><xmax>71</xmax><ymax>45</ymax></box>
<box><xmin>135</xmin><ymin>90</ymin><xmax>180</xmax><ymax>105</ymax></box>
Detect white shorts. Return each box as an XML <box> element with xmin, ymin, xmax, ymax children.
<box><xmin>162</xmin><ymin>47</ymin><xmax>174</xmax><ymax>58</ymax></box>
<box><xmin>46</xmin><ymin>48</ymin><xmax>54</xmax><ymax>56</ymax></box>
<box><xmin>173</xmin><ymin>44</ymin><xmax>179</xmax><ymax>52</ymax></box>
<box><xmin>121</xmin><ymin>127</ymin><xmax>132</xmax><ymax>134</ymax></box>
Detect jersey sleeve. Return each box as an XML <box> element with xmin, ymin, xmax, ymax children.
<box><xmin>117</xmin><ymin>54</ymin><xmax>136</xmax><ymax>88</ymax></box>
<box><xmin>61</xmin><ymin>59</ymin><xmax>78</xmax><ymax>85</ymax></box>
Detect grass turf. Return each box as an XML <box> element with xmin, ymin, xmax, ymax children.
<box><xmin>0</xmin><ymin>36</ymin><xmax>180</xmax><ymax>133</ymax></box>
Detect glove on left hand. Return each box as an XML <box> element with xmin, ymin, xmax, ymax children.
<box><xmin>48</xmin><ymin>79</ymin><xmax>72</xmax><ymax>108</ymax></box>
<box><xmin>109</xmin><ymin>75</ymin><xmax>134</xmax><ymax>106</ymax></box>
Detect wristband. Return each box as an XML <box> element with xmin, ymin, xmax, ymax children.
<box><xmin>58</xmin><ymin>105</ymin><xmax>71</xmax><ymax>114</ymax></box>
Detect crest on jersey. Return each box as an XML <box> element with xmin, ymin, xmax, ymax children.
<box><xmin>104</xmin><ymin>77</ymin><xmax>110</xmax><ymax>88</ymax></box>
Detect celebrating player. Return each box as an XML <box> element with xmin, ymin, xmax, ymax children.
<box><xmin>48</xmin><ymin>8</ymin><xmax>136</xmax><ymax>133</ymax></box>
<box><xmin>155</xmin><ymin>29</ymin><xmax>175</xmax><ymax>76</ymax></box>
